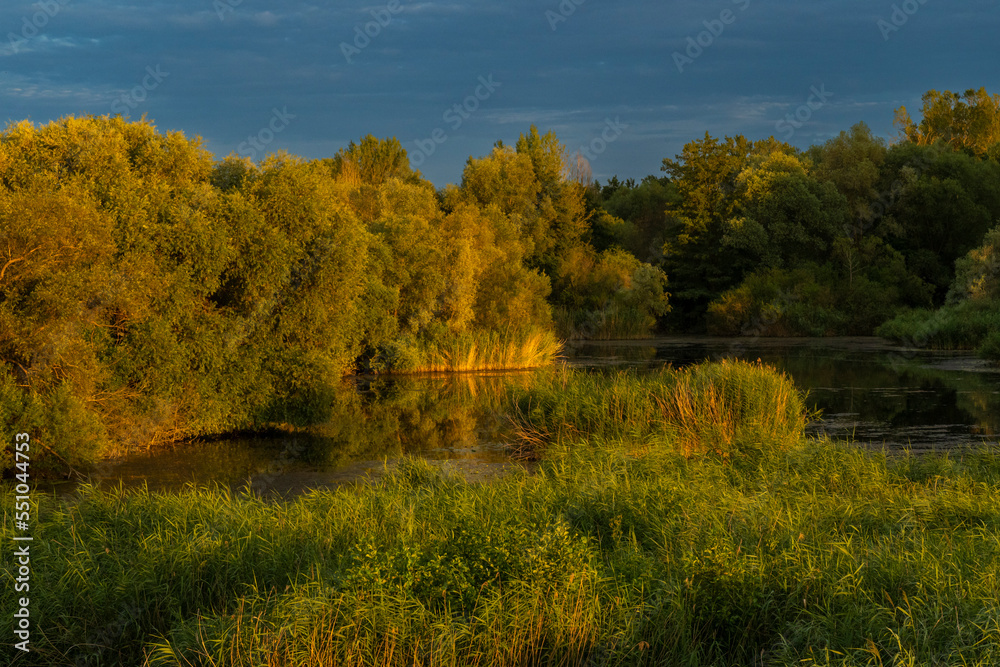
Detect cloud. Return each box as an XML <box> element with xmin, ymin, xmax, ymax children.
<box><xmin>1</xmin><ymin>0</ymin><xmax>997</xmax><ymax>186</ymax></box>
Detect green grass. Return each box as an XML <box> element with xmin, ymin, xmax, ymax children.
<box><xmin>978</xmin><ymin>329</ymin><xmax>1000</xmax><ymax>361</ymax></box>
<box><xmin>3</xmin><ymin>362</ymin><xmax>1000</xmax><ymax>666</ymax></box>
<box><xmin>506</xmin><ymin>359</ymin><xmax>808</xmax><ymax>460</ymax></box>
<box><xmin>876</xmin><ymin>299</ymin><xmax>1000</xmax><ymax>356</ymax></box>
<box><xmin>554</xmin><ymin>304</ymin><xmax>659</xmax><ymax>341</ymax></box>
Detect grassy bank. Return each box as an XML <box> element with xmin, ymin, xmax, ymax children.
<box><xmin>876</xmin><ymin>299</ymin><xmax>1000</xmax><ymax>361</ymax></box>
<box><xmin>506</xmin><ymin>360</ymin><xmax>808</xmax><ymax>459</ymax></box>
<box><xmin>553</xmin><ymin>305</ymin><xmax>661</xmax><ymax>341</ymax></box>
<box><xmin>3</xmin><ymin>362</ymin><xmax>1000</xmax><ymax>666</ymax></box>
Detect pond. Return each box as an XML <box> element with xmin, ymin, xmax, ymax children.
<box><xmin>61</xmin><ymin>337</ymin><xmax>1000</xmax><ymax>496</ymax></box>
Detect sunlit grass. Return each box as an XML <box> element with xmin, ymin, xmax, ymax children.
<box><xmin>391</xmin><ymin>329</ymin><xmax>562</xmax><ymax>373</ymax></box>
<box><xmin>3</xmin><ymin>362</ymin><xmax>1000</xmax><ymax>666</ymax></box>
<box><xmin>6</xmin><ymin>442</ymin><xmax>1000</xmax><ymax>666</ymax></box>
<box><xmin>507</xmin><ymin>359</ymin><xmax>808</xmax><ymax>459</ymax></box>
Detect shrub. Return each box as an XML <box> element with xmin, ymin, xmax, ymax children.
<box><xmin>979</xmin><ymin>330</ymin><xmax>1000</xmax><ymax>362</ymax></box>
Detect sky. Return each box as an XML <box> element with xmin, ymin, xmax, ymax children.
<box><xmin>2</xmin><ymin>0</ymin><xmax>998</xmax><ymax>187</ymax></box>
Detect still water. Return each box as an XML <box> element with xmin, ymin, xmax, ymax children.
<box><xmin>68</xmin><ymin>337</ymin><xmax>1000</xmax><ymax>495</ymax></box>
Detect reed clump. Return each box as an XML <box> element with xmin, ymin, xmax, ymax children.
<box><xmin>375</xmin><ymin>329</ymin><xmax>562</xmax><ymax>373</ymax></box>
<box><xmin>508</xmin><ymin>359</ymin><xmax>808</xmax><ymax>459</ymax></box>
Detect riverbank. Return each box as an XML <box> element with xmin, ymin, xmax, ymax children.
<box><xmin>34</xmin><ymin>337</ymin><xmax>1000</xmax><ymax>497</ymax></box>
<box><xmin>3</xmin><ymin>361</ymin><xmax>1000</xmax><ymax>666</ymax></box>
<box><xmin>5</xmin><ymin>441</ymin><xmax>1000</xmax><ymax>665</ymax></box>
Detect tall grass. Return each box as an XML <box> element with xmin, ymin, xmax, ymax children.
<box><xmin>4</xmin><ymin>362</ymin><xmax>999</xmax><ymax>666</ymax></box>
<box><xmin>554</xmin><ymin>304</ymin><xmax>658</xmax><ymax>340</ymax></box>
<box><xmin>876</xmin><ymin>298</ymin><xmax>1000</xmax><ymax>354</ymax></box>
<box><xmin>507</xmin><ymin>359</ymin><xmax>808</xmax><ymax>459</ymax></box>
<box><xmin>4</xmin><ymin>442</ymin><xmax>1000</xmax><ymax>666</ymax></box>
<box><xmin>382</xmin><ymin>329</ymin><xmax>562</xmax><ymax>373</ymax></box>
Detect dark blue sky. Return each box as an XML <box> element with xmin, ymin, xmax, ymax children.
<box><xmin>3</xmin><ymin>0</ymin><xmax>998</xmax><ymax>186</ymax></box>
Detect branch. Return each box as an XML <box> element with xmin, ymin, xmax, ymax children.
<box><xmin>0</xmin><ymin>246</ymin><xmax>43</xmax><ymax>284</ymax></box>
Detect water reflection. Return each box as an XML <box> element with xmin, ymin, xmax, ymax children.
<box><xmin>565</xmin><ymin>336</ymin><xmax>1000</xmax><ymax>452</ymax></box>
<box><xmin>69</xmin><ymin>373</ymin><xmax>532</xmax><ymax>496</ymax></box>
<box><xmin>68</xmin><ymin>337</ymin><xmax>999</xmax><ymax>495</ymax></box>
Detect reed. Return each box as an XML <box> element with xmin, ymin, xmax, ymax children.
<box><xmin>507</xmin><ymin>359</ymin><xmax>808</xmax><ymax>459</ymax></box>
<box><xmin>876</xmin><ymin>298</ymin><xmax>1000</xmax><ymax>353</ymax></box>
<box><xmin>5</xmin><ymin>441</ymin><xmax>1000</xmax><ymax>666</ymax></box>
<box><xmin>4</xmin><ymin>363</ymin><xmax>999</xmax><ymax>667</ymax></box>
<box><xmin>389</xmin><ymin>329</ymin><xmax>562</xmax><ymax>373</ymax></box>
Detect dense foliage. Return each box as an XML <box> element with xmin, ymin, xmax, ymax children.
<box><xmin>3</xmin><ymin>86</ymin><xmax>999</xmax><ymax>469</ymax></box>
<box><xmin>1</xmin><ymin>119</ymin><xmax>638</xmax><ymax>468</ymax></box>
<box><xmin>587</xmin><ymin>88</ymin><xmax>1000</xmax><ymax>336</ymax></box>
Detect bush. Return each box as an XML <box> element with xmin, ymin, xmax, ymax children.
<box><xmin>877</xmin><ymin>299</ymin><xmax>1000</xmax><ymax>350</ymax></box>
<box><xmin>979</xmin><ymin>329</ymin><xmax>1000</xmax><ymax>362</ymax></box>
<box><xmin>707</xmin><ymin>267</ymin><xmax>840</xmax><ymax>336</ymax></box>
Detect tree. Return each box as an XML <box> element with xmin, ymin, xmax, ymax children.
<box><xmin>895</xmin><ymin>88</ymin><xmax>1000</xmax><ymax>158</ymax></box>
<box><xmin>808</xmin><ymin>122</ymin><xmax>887</xmax><ymax>239</ymax></box>
<box><xmin>325</xmin><ymin>135</ymin><xmax>415</xmax><ymax>187</ymax></box>
<box><xmin>658</xmin><ymin>133</ymin><xmax>792</xmax><ymax>328</ymax></box>
<box><xmin>724</xmin><ymin>149</ymin><xmax>847</xmax><ymax>270</ymax></box>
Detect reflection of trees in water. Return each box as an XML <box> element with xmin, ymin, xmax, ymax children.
<box><xmin>303</xmin><ymin>374</ymin><xmax>532</xmax><ymax>467</ymax></box>
<box><xmin>896</xmin><ymin>365</ymin><xmax>1000</xmax><ymax>436</ymax></box>
<box><xmin>752</xmin><ymin>347</ymin><xmax>1000</xmax><ymax>437</ymax></box>
<box><xmin>568</xmin><ymin>340</ymin><xmax>1000</xmax><ymax>445</ymax></box>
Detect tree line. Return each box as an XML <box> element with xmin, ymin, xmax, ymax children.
<box><xmin>593</xmin><ymin>87</ymin><xmax>1000</xmax><ymax>338</ymax></box>
<box><xmin>2</xmin><ymin>86</ymin><xmax>998</xmax><ymax>470</ymax></box>
<box><xmin>0</xmin><ymin>118</ymin><xmax>665</xmax><ymax>469</ymax></box>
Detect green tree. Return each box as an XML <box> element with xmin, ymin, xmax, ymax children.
<box><xmin>895</xmin><ymin>88</ymin><xmax>1000</xmax><ymax>157</ymax></box>
<box><xmin>808</xmin><ymin>122</ymin><xmax>888</xmax><ymax>240</ymax></box>
<box><xmin>724</xmin><ymin>149</ymin><xmax>846</xmax><ymax>269</ymax></box>
<box><xmin>659</xmin><ymin>134</ymin><xmax>796</xmax><ymax>328</ymax></box>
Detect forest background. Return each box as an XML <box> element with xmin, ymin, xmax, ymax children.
<box><xmin>2</xmin><ymin>87</ymin><xmax>999</xmax><ymax>471</ymax></box>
